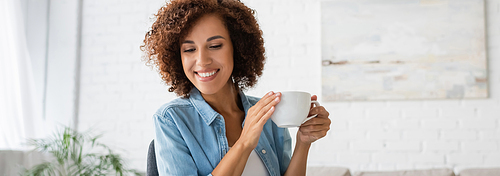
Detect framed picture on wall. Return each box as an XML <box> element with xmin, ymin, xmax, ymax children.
<box><xmin>321</xmin><ymin>0</ymin><xmax>488</xmax><ymax>101</ymax></box>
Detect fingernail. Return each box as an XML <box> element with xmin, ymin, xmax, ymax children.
<box><xmin>268</xmin><ymin>91</ymin><xmax>274</xmax><ymax>96</ymax></box>
<box><xmin>274</xmin><ymin>96</ymin><xmax>280</xmax><ymax>102</ymax></box>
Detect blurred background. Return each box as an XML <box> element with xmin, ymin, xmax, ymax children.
<box><xmin>1</xmin><ymin>0</ymin><xmax>499</xmax><ymax>175</ymax></box>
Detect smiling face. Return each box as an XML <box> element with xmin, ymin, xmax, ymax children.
<box><xmin>180</xmin><ymin>14</ymin><xmax>234</xmax><ymax>95</ymax></box>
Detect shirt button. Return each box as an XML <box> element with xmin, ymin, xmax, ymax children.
<box><xmin>261</xmin><ymin>149</ymin><xmax>266</xmax><ymax>154</ymax></box>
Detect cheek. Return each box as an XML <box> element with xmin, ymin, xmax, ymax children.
<box><xmin>181</xmin><ymin>57</ymin><xmax>193</xmax><ymax>75</ymax></box>
<box><xmin>225</xmin><ymin>47</ymin><xmax>234</xmax><ymax>70</ymax></box>
<box><xmin>228</xmin><ymin>59</ymin><xmax>234</xmax><ymax>71</ymax></box>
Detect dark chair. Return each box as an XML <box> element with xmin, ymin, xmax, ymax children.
<box><xmin>147</xmin><ymin>139</ymin><xmax>159</xmax><ymax>176</ymax></box>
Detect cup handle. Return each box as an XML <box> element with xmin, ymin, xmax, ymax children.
<box><xmin>301</xmin><ymin>100</ymin><xmax>320</xmax><ymax>124</ymax></box>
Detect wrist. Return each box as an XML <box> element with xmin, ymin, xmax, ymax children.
<box><xmin>295</xmin><ymin>140</ymin><xmax>311</xmax><ymax>150</ymax></box>
<box><xmin>296</xmin><ymin>135</ymin><xmax>313</xmax><ymax>147</ymax></box>
<box><xmin>233</xmin><ymin>139</ymin><xmax>256</xmax><ymax>153</ymax></box>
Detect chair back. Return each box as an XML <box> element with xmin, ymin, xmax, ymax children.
<box><xmin>147</xmin><ymin>139</ymin><xmax>159</xmax><ymax>176</ymax></box>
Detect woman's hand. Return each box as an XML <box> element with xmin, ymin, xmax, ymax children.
<box><xmin>297</xmin><ymin>95</ymin><xmax>331</xmax><ymax>144</ymax></box>
<box><xmin>237</xmin><ymin>91</ymin><xmax>280</xmax><ymax>150</ymax></box>
<box><xmin>213</xmin><ymin>91</ymin><xmax>280</xmax><ymax>176</ymax></box>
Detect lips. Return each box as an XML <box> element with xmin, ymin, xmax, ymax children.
<box><xmin>197</xmin><ymin>70</ymin><xmax>217</xmax><ymax>77</ymax></box>
<box><xmin>195</xmin><ymin>69</ymin><xmax>219</xmax><ymax>82</ymax></box>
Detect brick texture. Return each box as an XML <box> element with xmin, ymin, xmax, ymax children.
<box><xmin>77</xmin><ymin>0</ymin><xmax>500</xmax><ymax>173</ymax></box>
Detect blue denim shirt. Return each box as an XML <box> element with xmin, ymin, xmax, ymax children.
<box><xmin>153</xmin><ymin>88</ymin><xmax>292</xmax><ymax>176</ymax></box>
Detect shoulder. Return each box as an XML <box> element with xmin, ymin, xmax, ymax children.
<box><xmin>155</xmin><ymin>97</ymin><xmax>193</xmax><ymax>114</ymax></box>
<box><xmin>245</xmin><ymin>95</ymin><xmax>260</xmax><ymax>106</ymax></box>
<box><xmin>154</xmin><ymin>97</ymin><xmax>194</xmax><ymax>123</ymax></box>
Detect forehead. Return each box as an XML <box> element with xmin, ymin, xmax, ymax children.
<box><xmin>183</xmin><ymin>13</ymin><xmax>229</xmax><ymax>40</ymax></box>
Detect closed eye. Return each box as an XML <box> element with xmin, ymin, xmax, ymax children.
<box><xmin>209</xmin><ymin>44</ymin><xmax>222</xmax><ymax>49</ymax></box>
<box><xmin>183</xmin><ymin>48</ymin><xmax>196</xmax><ymax>52</ymax></box>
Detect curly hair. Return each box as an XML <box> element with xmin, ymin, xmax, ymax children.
<box><xmin>141</xmin><ymin>0</ymin><xmax>266</xmax><ymax>97</ymax></box>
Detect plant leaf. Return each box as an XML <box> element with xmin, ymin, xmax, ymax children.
<box><xmin>22</xmin><ymin>126</ymin><xmax>140</xmax><ymax>176</ymax></box>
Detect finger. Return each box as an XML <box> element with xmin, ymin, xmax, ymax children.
<box><xmin>308</xmin><ymin>106</ymin><xmax>329</xmax><ymax>117</ymax></box>
<box><xmin>250</xmin><ymin>92</ymin><xmax>276</xmax><ymax>116</ymax></box>
<box><xmin>255</xmin><ymin>93</ymin><xmax>280</xmax><ymax>120</ymax></box>
<box><xmin>246</xmin><ymin>91</ymin><xmax>275</xmax><ymax>123</ymax></box>
<box><xmin>255</xmin><ymin>91</ymin><xmax>274</xmax><ymax>107</ymax></box>
<box><xmin>301</xmin><ymin>116</ymin><xmax>331</xmax><ymax>126</ymax></box>
<box><xmin>258</xmin><ymin>105</ymin><xmax>275</xmax><ymax>125</ymax></box>
<box><xmin>256</xmin><ymin>92</ymin><xmax>280</xmax><ymax>108</ymax></box>
<box><xmin>247</xmin><ymin>93</ymin><xmax>280</xmax><ymax>126</ymax></box>
<box><xmin>299</xmin><ymin>130</ymin><xmax>328</xmax><ymax>138</ymax></box>
<box><xmin>310</xmin><ymin>95</ymin><xmax>318</xmax><ymax>109</ymax></box>
<box><xmin>299</xmin><ymin>124</ymin><xmax>329</xmax><ymax>133</ymax></box>
<box><xmin>299</xmin><ymin>124</ymin><xmax>330</xmax><ymax>132</ymax></box>
<box><xmin>311</xmin><ymin>95</ymin><xmax>317</xmax><ymax>101</ymax></box>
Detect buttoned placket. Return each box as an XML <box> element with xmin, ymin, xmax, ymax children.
<box><xmin>255</xmin><ymin>144</ymin><xmax>275</xmax><ymax>176</ymax></box>
<box><xmin>216</xmin><ymin>115</ymin><xmax>228</xmax><ymax>160</ymax></box>
<box><xmin>239</xmin><ymin>105</ymin><xmax>276</xmax><ymax>176</ymax></box>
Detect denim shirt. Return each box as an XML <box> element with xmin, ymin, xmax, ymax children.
<box><xmin>153</xmin><ymin>88</ymin><xmax>292</xmax><ymax>176</ymax></box>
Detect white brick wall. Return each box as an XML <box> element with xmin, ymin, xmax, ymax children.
<box><xmin>77</xmin><ymin>0</ymin><xmax>500</xmax><ymax>173</ymax></box>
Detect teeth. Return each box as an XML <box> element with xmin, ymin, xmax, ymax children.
<box><xmin>199</xmin><ymin>70</ymin><xmax>217</xmax><ymax>77</ymax></box>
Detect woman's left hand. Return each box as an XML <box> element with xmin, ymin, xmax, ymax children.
<box><xmin>297</xmin><ymin>95</ymin><xmax>331</xmax><ymax>144</ymax></box>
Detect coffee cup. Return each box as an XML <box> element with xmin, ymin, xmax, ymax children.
<box><xmin>271</xmin><ymin>91</ymin><xmax>320</xmax><ymax>128</ymax></box>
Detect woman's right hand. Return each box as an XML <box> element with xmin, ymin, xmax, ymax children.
<box><xmin>237</xmin><ymin>91</ymin><xmax>281</xmax><ymax>150</ymax></box>
<box><xmin>212</xmin><ymin>91</ymin><xmax>281</xmax><ymax>176</ymax></box>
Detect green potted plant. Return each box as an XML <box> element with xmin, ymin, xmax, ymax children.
<box><xmin>21</xmin><ymin>127</ymin><xmax>141</xmax><ymax>176</ymax></box>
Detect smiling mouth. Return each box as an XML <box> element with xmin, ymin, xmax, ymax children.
<box><xmin>195</xmin><ymin>69</ymin><xmax>219</xmax><ymax>78</ymax></box>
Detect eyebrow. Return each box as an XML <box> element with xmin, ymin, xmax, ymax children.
<box><xmin>182</xmin><ymin>35</ymin><xmax>225</xmax><ymax>44</ymax></box>
<box><xmin>207</xmin><ymin>35</ymin><xmax>225</xmax><ymax>41</ymax></box>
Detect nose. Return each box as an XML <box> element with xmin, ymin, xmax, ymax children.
<box><xmin>196</xmin><ymin>48</ymin><xmax>212</xmax><ymax>67</ymax></box>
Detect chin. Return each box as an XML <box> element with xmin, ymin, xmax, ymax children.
<box><xmin>195</xmin><ymin>85</ymin><xmax>221</xmax><ymax>95</ymax></box>
<box><xmin>191</xmin><ymin>75</ymin><xmax>232</xmax><ymax>95</ymax></box>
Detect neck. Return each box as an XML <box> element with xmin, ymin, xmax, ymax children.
<box><xmin>201</xmin><ymin>80</ymin><xmax>243</xmax><ymax>115</ymax></box>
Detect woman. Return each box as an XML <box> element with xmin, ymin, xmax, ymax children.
<box><xmin>141</xmin><ymin>0</ymin><xmax>331</xmax><ymax>175</ymax></box>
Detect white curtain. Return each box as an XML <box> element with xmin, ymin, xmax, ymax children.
<box><xmin>0</xmin><ymin>0</ymin><xmax>44</xmax><ymax>150</ymax></box>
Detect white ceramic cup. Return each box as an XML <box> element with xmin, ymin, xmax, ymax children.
<box><xmin>270</xmin><ymin>91</ymin><xmax>320</xmax><ymax>128</ymax></box>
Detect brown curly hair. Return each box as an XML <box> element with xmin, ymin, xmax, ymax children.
<box><xmin>141</xmin><ymin>0</ymin><xmax>266</xmax><ymax>97</ymax></box>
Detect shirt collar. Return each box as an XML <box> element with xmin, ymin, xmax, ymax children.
<box><xmin>238</xmin><ymin>90</ymin><xmax>253</xmax><ymax>128</ymax></box>
<box><xmin>189</xmin><ymin>87</ymin><xmax>253</xmax><ymax>126</ymax></box>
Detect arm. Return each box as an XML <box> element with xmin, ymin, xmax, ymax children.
<box><xmin>154</xmin><ymin>113</ymin><xmax>201</xmax><ymax>176</ymax></box>
<box><xmin>283</xmin><ymin>140</ymin><xmax>311</xmax><ymax>176</ymax></box>
<box><xmin>211</xmin><ymin>91</ymin><xmax>281</xmax><ymax>176</ymax></box>
<box><xmin>284</xmin><ymin>95</ymin><xmax>331</xmax><ymax>176</ymax></box>
<box><xmin>210</xmin><ymin>140</ymin><xmax>253</xmax><ymax>176</ymax></box>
